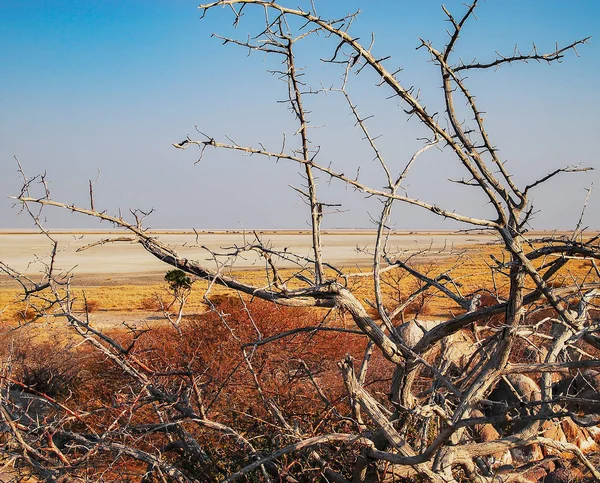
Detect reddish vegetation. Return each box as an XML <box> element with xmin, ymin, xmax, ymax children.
<box><xmin>3</xmin><ymin>298</ymin><xmax>390</xmax><ymax>481</ymax></box>
<box><xmin>2</xmin><ymin>263</ymin><xmax>599</xmax><ymax>481</ymax></box>
<box><xmin>139</xmin><ymin>295</ymin><xmax>163</xmax><ymax>311</ymax></box>
<box><xmin>17</xmin><ymin>307</ymin><xmax>37</xmax><ymax>322</ymax></box>
<box><xmin>124</xmin><ymin>297</ymin><xmax>387</xmax><ymax>422</ymax></box>
<box><xmin>84</xmin><ymin>299</ymin><xmax>100</xmax><ymax>313</ymax></box>
<box><xmin>3</xmin><ymin>289</ymin><xmax>600</xmax><ymax>481</ymax></box>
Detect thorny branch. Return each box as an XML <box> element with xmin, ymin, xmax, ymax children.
<box><xmin>3</xmin><ymin>1</ymin><xmax>599</xmax><ymax>482</ymax></box>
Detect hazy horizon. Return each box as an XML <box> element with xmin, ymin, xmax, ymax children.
<box><xmin>2</xmin><ymin>1</ymin><xmax>599</xmax><ymax>231</ymax></box>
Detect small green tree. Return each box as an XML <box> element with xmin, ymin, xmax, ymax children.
<box><xmin>162</xmin><ymin>269</ymin><xmax>194</xmax><ymax>333</ymax></box>
<box><xmin>164</xmin><ymin>269</ymin><xmax>193</xmax><ymax>298</ymax></box>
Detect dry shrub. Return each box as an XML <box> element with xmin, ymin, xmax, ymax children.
<box><xmin>84</xmin><ymin>299</ymin><xmax>100</xmax><ymax>313</ymax></box>
<box><xmin>477</xmin><ymin>292</ymin><xmax>501</xmax><ymax>308</ymax></box>
<box><xmin>404</xmin><ymin>296</ymin><xmax>433</xmax><ymax>317</ymax></box>
<box><xmin>30</xmin><ymin>298</ymin><xmax>379</xmax><ymax>480</ymax></box>
<box><xmin>511</xmin><ymin>337</ymin><xmax>546</xmax><ymax>365</ymax></box>
<box><xmin>16</xmin><ymin>307</ymin><xmax>37</xmax><ymax>322</ymax></box>
<box><xmin>203</xmin><ymin>293</ymin><xmax>234</xmax><ymax>306</ymax></box>
<box><xmin>524</xmin><ymin>307</ymin><xmax>556</xmax><ymax>326</ymax></box>
<box><xmin>1</xmin><ymin>298</ymin><xmax>387</xmax><ymax>480</ymax></box>
<box><xmin>9</xmin><ymin>336</ymin><xmax>83</xmax><ymax>398</ymax></box>
<box><xmin>139</xmin><ymin>296</ymin><xmax>162</xmax><ymax>311</ymax></box>
<box><xmin>111</xmin><ymin>298</ymin><xmax>385</xmax><ymax>440</ymax></box>
<box><xmin>546</xmin><ymin>278</ymin><xmax>570</xmax><ymax>289</ymax></box>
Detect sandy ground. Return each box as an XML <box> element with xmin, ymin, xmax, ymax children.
<box><xmin>0</xmin><ymin>230</ymin><xmax>500</xmax><ymax>286</ymax></box>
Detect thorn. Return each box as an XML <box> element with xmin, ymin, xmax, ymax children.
<box><xmin>173</xmin><ymin>140</ymin><xmax>189</xmax><ymax>149</ymax></box>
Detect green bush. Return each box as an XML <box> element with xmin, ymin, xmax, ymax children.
<box><xmin>164</xmin><ymin>269</ymin><xmax>192</xmax><ymax>293</ymax></box>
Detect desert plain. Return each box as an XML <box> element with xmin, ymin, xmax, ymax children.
<box><xmin>0</xmin><ymin>229</ymin><xmax>504</xmax><ymax>326</ymax></box>
<box><xmin>0</xmin><ymin>229</ymin><xmax>583</xmax><ymax>329</ymax></box>
<box><xmin>0</xmin><ymin>229</ymin><xmax>500</xmax><ymax>286</ymax></box>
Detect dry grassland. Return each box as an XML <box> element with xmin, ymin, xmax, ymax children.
<box><xmin>1</xmin><ymin>239</ymin><xmax>595</xmax><ymax>330</ymax></box>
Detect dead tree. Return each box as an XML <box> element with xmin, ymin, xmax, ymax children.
<box><xmin>2</xmin><ymin>1</ymin><xmax>600</xmax><ymax>482</ymax></box>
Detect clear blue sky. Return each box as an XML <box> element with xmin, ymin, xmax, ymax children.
<box><xmin>1</xmin><ymin>1</ymin><xmax>599</xmax><ymax>230</ymax></box>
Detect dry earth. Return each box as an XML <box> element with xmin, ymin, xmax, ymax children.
<box><xmin>0</xmin><ymin>230</ymin><xmax>581</xmax><ymax>330</ymax></box>
<box><xmin>0</xmin><ymin>230</ymin><xmax>500</xmax><ymax>286</ymax></box>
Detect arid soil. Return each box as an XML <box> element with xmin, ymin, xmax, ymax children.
<box><xmin>0</xmin><ymin>230</ymin><xmax>500</xmax><ymax>287</ymax></box>
<box><xmin>0</xmin><ymin>230</ymin><xmax>503</xmax><ymax>330</ymax></box>
<box><xmin>0</xmin><ymin>230</ymin><xmax>581</xmax><ymax>330</ymax></box>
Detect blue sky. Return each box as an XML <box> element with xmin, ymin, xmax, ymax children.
<box><xmin>1</xmin><ymin>1</ymin><xmax>599</xmax><ymax>230</ymax></box>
